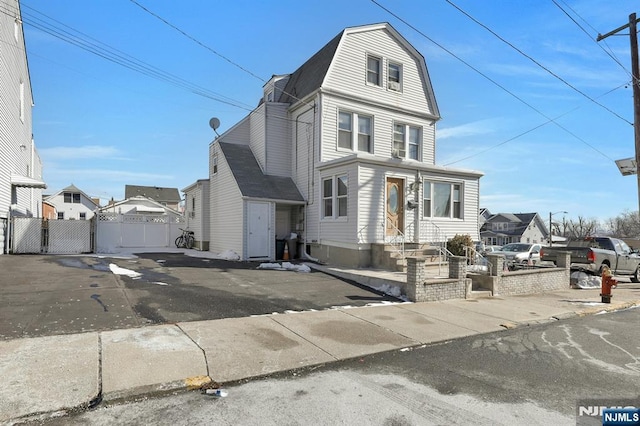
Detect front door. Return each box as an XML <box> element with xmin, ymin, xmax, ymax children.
<box><xmin>247</xmin><ymin>201</ymin><xmax>270</xmax><ymax>258</ymax></box>
<box><xmin>386</xmin><ymin>177</ymin><xmax>404</xmax><ymax>237</ymax></box>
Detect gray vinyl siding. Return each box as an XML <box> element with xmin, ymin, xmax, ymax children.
<box><xmin>291</xmin><ymin>106</ymin><xmax>318</xmax><ymax>242</ymax></box>
<box><xmin>221</xmin><ymin>116</ymin><xmax>251</xmax><ymax>145</ymax></box>
<box><xmin>184</xmin><ymin>180</ymin><xmax>210</xmax><ymax>245</ymax></box>
<box><xmin>0</xmin><ymin>0</ymin><xmax>43</xmax><ymax>232</ymax></box>
<box><xmin>318</xmin><ymin>163</ymin><xmax>358</xmax><ymax>244</ymax></box>
<box><xmin>419</xmin><ymin>172</ymin><xmax>480</xmax><ymax>242</ymax></box>
<box><xmin>324</xmin><ymin>27</ymin><xmax>435</xmax><ymax>118</ymax></box>
<box><xmin>319</xmin><ymin>96</ymin><xmax>435</xmax><ymax>164</ymax></box>
<box><xmin>264</xmin><ymin>103</ymin><xmax>291</xmax><ymax>177</ymax></box>
<box><xmin>249</xmin><ymin>105</ymin><xmax>266</xmax><ymax>170</ymax></box>
<box><xmin>209</xmin><ymin>144</ymin><xmax>244</xmax><ymax>255</ymax></box>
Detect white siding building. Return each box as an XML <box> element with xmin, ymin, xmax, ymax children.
<box><xmin>0</xmin><ymin>0</ymin><xmax>46</xmax><ymax>254</ymax></box>
<box><xmin>43</xmin><ymin>184</ymin><xmax>99</xmax><ymax>221</ymax></box>
<box><xmin>207</xmin><ymin>23</ymin><xmax>483</xmax><ymax>268</ymax></box>
<box><xmin>182</xmin><ymin>179</ymin><xmax>210</xmax><ymax>251</ymax></box>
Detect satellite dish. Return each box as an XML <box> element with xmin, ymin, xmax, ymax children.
<box><xmin>209</xmin><ymin>117</ymin><xmax>221</xmax><ymax>137</ymax></box>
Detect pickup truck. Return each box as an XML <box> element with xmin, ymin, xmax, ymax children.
<box><xmin>539</xmin><ymin>236</ymin><xmax>640</xmax><ymax>282</ymax></box>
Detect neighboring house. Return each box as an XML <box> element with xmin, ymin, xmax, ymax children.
<box><xmin>480</xmin><ymin>212</ymin><xmax>548</xmax><ymax>246</ymax></box>
<box><xmin>182</xmin><ymin>179</ymin><xmax>210</xmax><ymax>251</ymax></box>
<box><xmin>42</xmin><ymin>200</ymin><xmax>56</xmax><ymax>220</ymax></box>
<box><xmin>125</xmin><ymin>185</ymin><xmax>181</xmax><ymax>212</ymax></box>
<box><xmin>99</xmin><ymin>195</ymin><xmax>182</xmax><ymax>217</ymax></box>
<box><xmin>0</xmin><ymin>0</ymin><xmax>46</xmax><ymax>253</ymax></box>
<box><xmin>206</xmin><ymin>23</ymin><xmax>483</xmax><ymax>267</ymax></box>
<box><xmin>43</xmin><ymin>184</ymin><xmax>99</xmax><ymax>220</ymax></box>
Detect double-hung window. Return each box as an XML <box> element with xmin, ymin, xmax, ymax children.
<box><xmin>64</xmin><ymin>192</ymin><xmax>81</xmax><ymax>204</ymax></box>
<box><xmin>393</xmin><ymin>123</ymin><xmax>421</xmax><ymax>160</ymax></box>
<box><xmin>388</xmin><ymin>62</ymin><xmax>402</xmax><ymax>91</ymax></box>
<box><xmin>366</xmin><ymin>55</ymin><xmax>381</xmax><ymax>86</ymax></box>
<box><xmin>338</xmin><ymin>111</ymin><xmax>372</xmax><ymax>153</ymax></box>
<box><xmin>423</xmin><ymin>181</ymin><xmax>462</xmax><ymax>219</ymax></box>
<box><xmin>322</xmin><ymin>175</ymin><xmax>348</xmax><ymax>219</ymax></box>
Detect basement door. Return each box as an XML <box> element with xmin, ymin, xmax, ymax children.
<box><xmin>247</xmin><ymin>201</ymin><xmax>270</xmax><ymax>258</ymax></box>
<box><xmin>386</xmin><ymin>177</ymin><xmax>404</xmax><ymax>237</ymax></box>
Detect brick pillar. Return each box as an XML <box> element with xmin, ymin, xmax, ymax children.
<box><xmin>449</xmin><ymin>256</ymin><xmax>466</xmax><ymax>279</ymax></box>
<box><xmin>555</xmin><ymin>251</ymin><xmax>571</xmax><ymax>269</ymax></box>
<box><xmin>405</xmin><ymin>256</ymin><xmax>425</xmax><ymax>302</ymax></box>
<box><xmin>487</xmin><ymin>254</ymin><xmax>504</xmax><ymax>277</ymax></box>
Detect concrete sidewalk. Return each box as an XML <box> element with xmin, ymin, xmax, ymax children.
<box><xmin>1</xmin><ymin>284</ymin><xmax>639</xmax><ymax>424</ymax></box>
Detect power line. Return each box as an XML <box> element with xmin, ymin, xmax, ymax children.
<box><xmin>444</xmin><ymin>0</ymin><xmax>632</xmax><ymax>126</ymax></box>
<box><xmin>551</xmin><ymin>0</ymin><xmax>632</xmax><ymax>81</ymax></box>
<box><xmin>127</xmin><ymin>0</ymin><xmax>313</xmax><ymax>109</ymax></box>
<box><xmin>9</xmin><ymin>1</ymin><xmax>255</xmax><ymax>111</ymax></box>
<box><xmin>369</xmin><ymin>0</ymin><xmax>622</xmax><ymax>164</ymax></box>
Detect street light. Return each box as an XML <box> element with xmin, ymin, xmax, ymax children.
<box><xmin>549</xmin><ymin>211</ymin><xmax>568</xmax><ymax>247</ymax></box>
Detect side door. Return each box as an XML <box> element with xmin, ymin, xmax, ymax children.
<box><xmin>247</xmin><ymin>201</ymin><xmax>270</xmax><ymax>259</ymax></box>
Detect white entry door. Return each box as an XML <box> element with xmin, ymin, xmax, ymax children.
<box><xmin>247</xmin><ymin>201</ymin><xmax>270</xmax><ymax>258</ymax></box>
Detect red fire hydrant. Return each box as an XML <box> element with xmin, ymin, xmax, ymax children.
<box><xmin>600</xmin><ymin>265</ymin><xmax>617</xmax><ymax>304</ymax></box>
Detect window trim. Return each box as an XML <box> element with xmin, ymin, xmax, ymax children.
<box><xmin>387</xmin><ymin>61</ymin><xmax>402</xmax><ymax>92</ymax></box>
<box><xmin>322</xmin><ymin>174</ymin><xmax>349</xmax><ymax>220</ymax></box>
<box><xmin>338</xmin><ymin>110</ymin><xmax>373</xmax><ymax>153</ymax></box>
<box><xmin>422</xmin><ymin>180</ymin><xmax>463</xmax><ymax>219</ymax></box>
<box><xmin>393</xmin><ymin>122</ymin><xmax>421</xmax><ymax>160</ymax></box>
<box><xmin>366</xmin><ymin>54</ymin><xmax>381</xmax><ymax>86</ymax></box>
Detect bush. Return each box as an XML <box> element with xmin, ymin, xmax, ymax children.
<box><xmin>447</xmin><ymin>234</ymin><xmax>474</xmax><ymax>257</ymax></box>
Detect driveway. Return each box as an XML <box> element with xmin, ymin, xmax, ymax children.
<box><xmin>0</xmin><ymin>252</ymin><xmax>400</xmax><ymax>340</ymax></box>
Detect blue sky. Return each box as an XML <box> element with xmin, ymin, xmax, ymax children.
<box><xmin>21</xmin><ymin>0</ymin><xmax>639</xmax><ymax>222</ymax></box>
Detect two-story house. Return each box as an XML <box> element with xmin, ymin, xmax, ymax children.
<box><xmin>206</xmin><ymin>23</ymin><xmax>483</xmax><ymax>268</ymax></box>
<box><xmin>480</xmin><ymin>211</ymin><xmax>548</xmax><ymax>246</ymax></box>
<box><xmin>0</xmin><ymin>0</ymin><xmax>46</xmax><ymax>254</ymax></box>
<box><xmin>43</xmin><ymin>184</ymin><xmax>99</xmax><ymax>220</ymax></box>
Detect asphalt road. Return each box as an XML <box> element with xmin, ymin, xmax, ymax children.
<box><xmin>39</xmin><ymin>307</ymin><xmax>640</xmax><ymax>426</ymax></box>
<box><xmin>0</xmin><ymin>253</ymin><xmax>400</xmax><ymax>340</ymax></box>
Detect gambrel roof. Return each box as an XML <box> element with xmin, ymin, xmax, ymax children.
<box><xmin>219</xmin><ymin>142</ymin><xmax>304</xmax><ymax>203</ymax></box>
<box><xmin>278</xmin><ymin>22</ymin><xmax>440</xmax><ymax>118</ymax></box>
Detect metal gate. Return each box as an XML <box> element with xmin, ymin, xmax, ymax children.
<box><xmin>11</xmin><ymin>217</ymin><xmax>93</xmax><ymax>254</ymax></box>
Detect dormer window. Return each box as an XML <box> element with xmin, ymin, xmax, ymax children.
<box><xmin>266</xmin><ymin>90</ymin><xmax>274</xmax><ymax>102</ymax></box>
<box><xmin>388</xmin><ymin>62</ymin><xmax>402</xmax><ymax>91</ymax></box>
<box><xmin>366</xmin><ymin>55</ymin><xmax>381</xmax><ymax>86</ymax></box>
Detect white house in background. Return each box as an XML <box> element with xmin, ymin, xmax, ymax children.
<box><xmin>99</xmin><ymin>196</ymin><xmax>182</xmax><ymax>218</ymax></box>
<box><xmin>0</xmin><ymin>0</ymin><xmax>46</xmax><ymax>253</ymax></box>
<box><xmin>181</xmin><ymin>179</ymin><xmax>210</xmax><ymax>251</ymax></box>
<box><xmin>207</xmin><ymin>23</ymin><xmax>483</xmax><ymax>268</ymax></box>
<box><xmin>480</xmin><ymin>212</ymin><xmax>548</xmax><ymax>246</ymax></box>
<box><xmin>44</xmin><ymin>184</ymin><xmax>99</xmax><ymax>220</ymax></box>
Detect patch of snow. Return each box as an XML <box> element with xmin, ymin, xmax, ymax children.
<box><xmin>109</xmin><ymin>263</ymin><xmax>142</xmax><ymax>279</ymax></box>
<box><xmin>257</xmin><ymin>262</ymin><xmax>311</xmax><ymax>273</ymax></box>
<box><xmin>571</xmin><ymin>271</ymin><xmax>601</xmax><ymax>289</ymax></box>
<box><xmin>151</xmin><ymin>282</ymin><xmax>169</xmax><ymax>286</ymax></box>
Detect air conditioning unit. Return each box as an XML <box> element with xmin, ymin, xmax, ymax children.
<box><xmin>388</xmin><ymin>81</ymin><xmax>401</xmax><ymax>91</ymax></box>
<box><xmin>391</xmin><ymin>149</ymin><xmax>401</xmax><ymax>158</ymax></box>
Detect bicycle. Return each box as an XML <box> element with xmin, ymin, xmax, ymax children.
<box><xmin>175</xmin><ymin>227</ymin><xmax>195</xmax><ymax>249</ymax></box>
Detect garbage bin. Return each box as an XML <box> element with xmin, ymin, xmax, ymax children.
<box><xmin>275</xmin><ymin>239</ymin><xmax>286</xmax><ymax>260</ymax></box>
<box><xmin>287</xmin><ymin>238</ymin><xmax>298</xmax><ymax>259</ymax></box>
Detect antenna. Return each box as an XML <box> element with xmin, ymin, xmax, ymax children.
<box><xmin>209</xmin><ymin>117</ymin><xmax>221</xmax><ymax>137</ymax></box>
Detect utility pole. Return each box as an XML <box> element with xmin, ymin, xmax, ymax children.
<box><xmin>598</xmin><ymin>13</ymin><xmax>640</xmax><ymax>212</ymax></box>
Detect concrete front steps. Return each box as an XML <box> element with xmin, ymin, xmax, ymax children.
<box><xmin>372</xmin><ymin>243</ymin><xmax>447</xmax><ymax>273</ymax></box>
